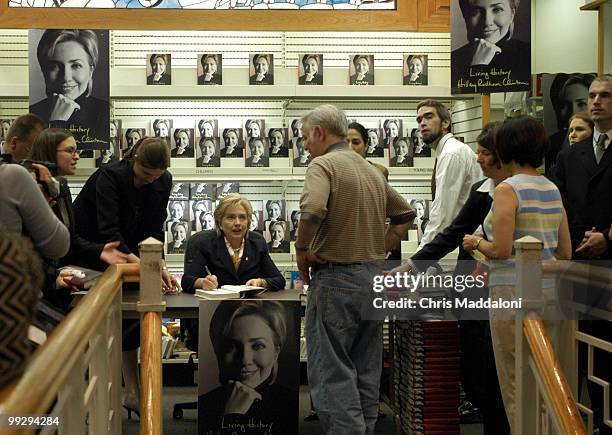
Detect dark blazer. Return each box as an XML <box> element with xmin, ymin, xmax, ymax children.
<box><xmin>198</xmin><ymin>74</ymin><xmax>222</xmax><ymax>85</ymax></box>
<box><xmin>551</xmin><ymin>137</ymin><xmax>612</xmax><ymax>260</ymax></box>
<box><xmin>54</xmin><ymin>178</ymin><xmax>104</xmax><ymax>268</ymax></box>
<box><xmin>249</xmin><ymin>74</ymin><xmax>274</xmax><ymax>85</ymax></box>
<box><xmin>73</xmin><ymin>159</ymin><xmax>172</xmax><ymax>269</ymax></box>
<box><xmin>411</xmin><ymin>179</ymin><xmax>492</xmax><ymax>274</ymax></box>
<box><xmin>196</xmin><ymin>156</ymin><xmax>220</xmax><ymax>167</ymax></box>
<box><xmin>147</xmin><ymin>74</ymin><xmax>171</xmax><ymax>85</ymax></box>
<box><xmin>366</xmin><ymin>147</ymin><xmax>384</xmax><ymax>158</ymax></box>
<box><xmin>181</xmin><ymin>230</ymin><xmax>285</xmax><ymax>293</ymax></box>
<box><xmin>299</xmin><ymin>74</ymin><xmax>323</xmax><ymax>85</ymax></box>
<box><xmin>270</xmin><ymin>147</ymin><xmax>289</xmax><ymax>157</ymax></box>
<box><xmin>222</xmin><ymin>147</ymin><xmax>243</xmax><ymax>158</ymax></box>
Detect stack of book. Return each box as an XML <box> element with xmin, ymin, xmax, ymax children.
<box><xmin>394</xmin><ymin>321</ymin><xmax>460</xmax><ymax>435</ymax></box>
<box><xmin>162</xmin><ymin>336</ymin><xmax>178</xmax><ymax>359</ymax></box>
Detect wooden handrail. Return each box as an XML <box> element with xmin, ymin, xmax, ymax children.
<box><xmin>141</xmin><ymin>312</ymin><xmax>162</xmax><ymax>435</ymax></box>
<box><xmin>0</xmin><ymin>263</ymin><xmax>139</xmax><ymax>416</ymax></box>
<box><xmin>523</xmin><ymin>312</ymin><xmax>587</xmax><ymax>435</ymax></box>
<box><xmin>542</xmin><ymin>260</ymin><xmax>612</xmax><ymax>289</ymax></box>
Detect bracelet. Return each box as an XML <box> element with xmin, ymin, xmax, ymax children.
<box><xmin>475</xmin><ymin>238</ymin><xmax>482</xmax><ymax>250</ymax></box>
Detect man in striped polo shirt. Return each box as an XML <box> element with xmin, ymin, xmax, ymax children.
<box><xmin>295</xmin><ymin>104</ymin><xmax>413</xmax><ymax>434</ymax></box>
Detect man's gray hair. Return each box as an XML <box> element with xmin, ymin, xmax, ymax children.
<box><xmin>300</xmin><ymin>104</ymin><xmax>348</xmax><ymax>139</ymax></box>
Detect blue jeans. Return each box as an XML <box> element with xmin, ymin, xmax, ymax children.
<box><xmin>306</xmin><ymin>263</ymin><xmax>382</xmax><ymax>435</ymax></box>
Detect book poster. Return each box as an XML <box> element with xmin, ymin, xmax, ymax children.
<box><xmin>198</xmin><ymin>300</ymin><xmax>300</xmax><ymax>435</ymax></box>
<box><xmin>389</xmin><ymin>137</ymin><xmax>414</xmax><ymax>167</ymax></box>
<box><xmin>198</xmin><ymin>54</ymin><xmax>223</xmax><ymax>85</ymax></box>
<box><xmin>196</xmin><ymin>137</ymin><xmax>221</xmax><ymax>167</ymax></box>
<box><xmin>216</xmin><ymin>182</ymin><xmax>239</xmax><ymax>199</ymax></box>
<box><xmin>410</xmin><ymin>127</ymin><xmax>431</xmax><ymax>157</ymax></box>
<box><xmin>166</xmin><ymin>221</ymin><xmax>190</xmax><ymax>254</ymax></box>
<box><xmin>246</xmin><ymin>137</ymin><xmax>270</xmax><ymax>168</ymax></box>
<box><xmin>190</xmin><ymin>199</ymin><xmax>215</xmax><ymax>233</ymax></box>
<box><xmin>29</xmin><ymin>29</ymin><xmax>110</xmax><ymax>151</ymax></box>
<box><xmin>541</xmin><ymin>73</ymin><xmax>597</xmax><ymax>173</ymax></box>
<box><xmin>170</xmin><ymin>182</ymin><xmax>190</xmax><ymax>200</ymax></box>
<box><xmin>171</xmin><ymin>128</ymin><xmax>195</xmax><ymax>158</ymax></box>
<box><xmin>147</xmin><ymin>53</ymin><xmax>172</xmax><ymax>85</ymax></box>
<box><xmin>267</xmin><ymin>128</ymin><xmax>289</xmax><ymax>158</ymax></box>
<box><xmin>450</xmin><ymin>0</ymin><xmax>531</xmax><ymax>94</ymax></box>
<box><xmin>298</xmin><ymin>54</ymin><xmax>323</xmax><ymax>85</ymax></box>
<box><xmin>221</xmin><ymin>127</ymin><xmax>244</xmax><ymax>158</ymax></box>
<box><xmin>411</xmin><ymin>199</ymin><xmax>430</xmax><ymax>243</ymax></box>
<box><xmin>122</xmin><ymin>128</ymin><xmax>146</xmax><ymax>157</ymax></box>
<box><xmin>264</xmin><ymin>220</ymin><xmax>290</xmax><ymax>254</ymax></box>
<box><xmin>349</xmin><ymin>54</ymin><xmax>374</xmax><ymax>85</ymax></box>
<box><xmin>403</xmin><ymin>54</ymin><xmax>428</xmax><ymax>86</ymax></box>
<box><xmin>0</xmin><ymin>119</ymin><xmax>12</xmax><ymax>151</ymax></box>
<box><xmin>249</xmin><ymin>54</ymin><xmax>274</xmax><ymax>85</ymax></box>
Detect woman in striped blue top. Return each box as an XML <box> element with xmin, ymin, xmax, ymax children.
<box><xmin>462</xmin><ymin>116</ymin><xmax>572</xmax><ymax>432</ymax></box>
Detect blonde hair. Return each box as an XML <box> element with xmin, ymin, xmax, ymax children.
<box><xmin>213</xmin><ymin>193</ymin><xmax>253</xmax><ymax>236</ymax></box>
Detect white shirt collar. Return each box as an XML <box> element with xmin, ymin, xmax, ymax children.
<box><xmin>476</xmin><ymin>178</ymin><xmax>496</xmax><ymax>198</ymax></box>
<box><xmin>435</xmin><ymin>133</ymin><xmax>454</xmax><ymax>156</ymax></box>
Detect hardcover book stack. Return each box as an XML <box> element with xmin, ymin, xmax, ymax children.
<box><xmin>394</xmin><ymin>321</ymin><xmax>460</xmax><ymax>435</ymax></box>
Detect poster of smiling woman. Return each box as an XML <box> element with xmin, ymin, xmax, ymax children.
<box><xmin>198</xmin><ymin>300</ymin><xmax>300</xmax><ymax>435</ymax></box>
<box><xmin>450</xmin><ymin>0</ymin><xmax>531</xmax><ymax>95</ymax></box>
<box><xmin>29</xmin><ymin>29</ymin><xmax>110</xmax><ymax>152</ymax></box>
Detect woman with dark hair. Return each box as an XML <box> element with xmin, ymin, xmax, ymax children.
<box><xmin>268</xmin><ymin>128</ymin><xmax>288</xmax><ymax>157</ymax></box>
<box><xmin>29</xmin><ymin>128</ymin><xmax>128</xmax><ymax>308</ymax></box>
<box><xmin>198</xmin><ymin>54</ymin><xmax>222</xmax><ymax>85</ymax></box>
<box><xmin>30</xmin><ymin>29</ymin><xmax>108</xmax><ymax>144</ymax></box>
<box><xmin>222</xmin><ymin>128</ymin><xmax>243</xmax><ymax>157</ymax></box>
<box><xmin>350</xmin><ymin>54</ymin><xmax>374</xmax><ymax>85</ymax></box>
<box><xmin>171</xmin><ymin>128</ymin><xmax>194</xmax><ymax>158</ymax></box>
<box><xmin>199</xmin><ymin>300</ymin><xmax>296</xmax><ymax>433</ymax></box>
<box><xmin>568</xmin><ymin>112</ymin><xmax>594</xmax><ymax>146</ymax></box>
<box><xmin>73</xmin><ymin>136</ymin><xmax>178</xmax><ymax>416</ymax></box>
<box><xmin>404</xmin><ymin>55</ymin><xmax>428</xmax><ymax>85</ymax></box>
<box><xmin>347</xmin><ymin>121</ymin><xmax>389</xmax><ymax>179</ymax></box>
<box><xmin>249</xmin><ymin>54</ymin><xmax>274</xmax><ymax>85</ymax></box>
<box><xmin>462</xmin><ymin>117</ymin><xmax>571</xmax><ymax>434</ymax></box>
<box><xmin>299</xmin><ymin>54</ymin><xmax>323</xmax><ymax>85</ymax></box>
<box><xmin>147</xmin><ymin>54</ymin><xmax>171</xmax><ymax>85</ymax></box>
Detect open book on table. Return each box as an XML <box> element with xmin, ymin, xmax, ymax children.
<box><xmin>195</xmin><ymin>285</ymin><xmax>266</xmax><ymax>300</ymax></box>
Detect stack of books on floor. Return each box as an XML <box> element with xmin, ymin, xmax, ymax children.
<box><xmin>394</xmin><ymin>321</ymin><xmax>460</xmax><ymax>434</ymax></box>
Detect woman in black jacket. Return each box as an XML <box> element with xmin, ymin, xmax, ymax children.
<box><xmin>73</xmin><ymin>136</ymin><xmax>178</xmax><ymax>417</ymax></box>
<box><xmin>29</xmin><ymin>128</ymin><xmax>128</xmax><ymax>309</ymax></box>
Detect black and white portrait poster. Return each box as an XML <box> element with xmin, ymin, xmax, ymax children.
<box><xmin>298</xmin><ymin>54</ymin><xmax>323</xmax><ymax>85</ymax></box>
<box><xmin>264</xmin><ymin>220</ymin><xmax>290</xmax><ymax>254</ymax></box>
<box><xmin>451</xmin><ymin>0</ymin><xmax>531</xmax><ymax>94</ymax></box>
<box><xmin>198</xmin><ymin>54</ymin><xmax>223</xmax><ymax>86</ymax></box>
<box><xmin>289</xmin><ymin>119</ymin><xmax>303</xmax><ymax>140</ymax></box>
<box><xmin>245</xmin><ymin>119</ymin><xmax>265</xmax><ymax>139</ymax></box>
<box><xmin>289</xmin><ymin>210</ymin><xmax>299</xmax><ymax>241</ymax></box>
<box><xmin>246</xmin><ymin>137</ymin><xmax>270</xmax><ymax>168</ymax></box>
<box><xmin>263</xmin><ymin>199</ymin><xmax>286</xmax><ymax>224</ymax></box>
<box><xmin>191</xmin><ymin>182</ymin><xmax>215</xmax><ymax>200</ymax></box>
<box><xmin>171</xmin><ymin>128</ymin><xmax>195</xmax><ymax>158</ymax></box>
<box><xmin>403</xmin><ymin>54</ymin><xmax>428</xmax><ymax>86</ymax></box>
<box><xmin>29</xmin><ymin>29</ymin><xmax>110</xmax><ymax>151</ymax></box>
<box><xmin>197</xmin><ymin>119</ymin><xmax>219</xmax><ymax>139</ymax></box>
<box><xmin>382</xmin><ymin>118</ymin><xmax>403</xmax><ymax>149</ymax></box>
<box><xmin>122</xmin><ymin>128</ymin><xmax>146</xmax><ymax>157</ymax></box>
<box><xmin>221</xmin><ymin>127</ymin><xmax>244</xmax><ymax>158</ymax></box>
<box><xmin>349</xmin><ymin>54</ymin><xmax>375</xmax><ymax>85</ymax></box>
<box><xmin>267</xmin><ymin>128</ymin><xmax>289</xmax><ymax>158</ymax></box>
<box><xmin>170</xmin><ymin>182</ymin><xmax>190</xmax><ymax>200</ymax></box>
<box><xmin>410</xmin><ymin>199</ymin><xmax>430</xmax><ymax>243</ymax></box>
<box><xmin>94</xmin><ymin>139</ymin><xmax>119</xmax><ymax>168</ymax></box>
<box><xmin>541</xmin><ymin>72</ymin><xmax>597</xmax><ymax>173</ymax></box>
<box><xmin>250</xmin><ymin>205</ymin><xmax>263</xmax><ymax>234</ymax></box>
<box><xmin>249</xmin><ymin>54</ymin><xmax>274</xmax><ymax>86</ymax></box>
<box><xmin>366</xmin><ymin>128</ymin><xmax>384</xmax><ymax>157</ymax></box>
<box><xmin>167</xmin><ymin>200</ymin><xmax>189</xmax><ymax>224</ymax></box>
<box><xmin>1</xmin><ymin>119</ymin><xmax>13</xmax><ymax>151</ymax></box>
<box><xmin>410</xmin><ymin>127</ymin><xmax>431</xmax><ymax>157</ymax></box>
<box><xmin>110</xmin><ymin>119</ymin><xmax>121</xmax><ymax>147</ymax></box>
<box><xmin>196</xmin><ymin>136</ymin><xmax>221</xmax><ymax>168</ymax></box>
<box><xmin>198</xmin><ymin>300</ymin><xmax>300</xmax><ymax>435</ymax></box>
<box><xmin>147</xmin><ymin>53</ymin><xmax>172</xmax><ymax>85</ymax></box>
<box><xmin>292</xmin><ymin>138</ymin><xmax>310</xmax><ymax>167</ymax></box>
<box><xmin>166</xmin><ymin>221</ymin><xmax>190</xmax><ymax>255</ymax></box>
<box><xmin>152</xmin><ymin>118</ymin><xmax>173</xmax><ymax>143</ymax></box>
<box><xmin>190</xmin><ymin>199</ymin><xmax>215</xmax><ymax>233</ymax></box>
<box><xmin>389</xmin><ymin>137</ymin><xmax>415</xmax><ymax>167</ymax></box>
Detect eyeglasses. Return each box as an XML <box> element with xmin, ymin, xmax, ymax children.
<box><xmin>57</xmin><ymin>148</ymin><xmax>83</xmax><ymax>156</ymax></box>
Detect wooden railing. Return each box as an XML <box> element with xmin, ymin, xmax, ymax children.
<box><xmin>515</xmin><ymin>236</ymin><xmax>612</xmax><ymax>435</ymax></box>
<box><xmin>0</xmin><ymin>237</ymin><xmax>166</xmax><ymax>435</ymax></box>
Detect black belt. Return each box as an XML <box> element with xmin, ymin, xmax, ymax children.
<box><xmin>313</xmin><ymin>262</ymin><xmax>364</xmax><ymax>272</ymax></box>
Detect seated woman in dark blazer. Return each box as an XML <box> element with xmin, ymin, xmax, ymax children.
<box><xmin>181</xmin><ymin>193</ymin><xmax>285</xmax><ymax>293</ymax></box>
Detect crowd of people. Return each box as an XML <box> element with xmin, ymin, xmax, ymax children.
<box><xmin>1</xmin><ymin>73</ymin><xmax>610</xmax><ymax>433</ymax></box>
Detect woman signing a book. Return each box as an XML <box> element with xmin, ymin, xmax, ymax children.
<box><xmin>181</xmin><ymin>193</ymin><xmax>285</xmax><ymax>293</ymax></box>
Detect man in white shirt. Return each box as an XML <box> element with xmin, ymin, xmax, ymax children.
<box><xmin>415</xmin><ymin>99</ymin><xmax>482</xmax><ymax>250</ymax></box>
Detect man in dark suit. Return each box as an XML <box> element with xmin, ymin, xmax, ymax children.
<box><xmin>551</xmin><ymin>74</ymin><xmax>612</xmax><ymax>435</ymax></box>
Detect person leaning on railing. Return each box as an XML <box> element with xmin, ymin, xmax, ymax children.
<box><xmin>462</xmin><ymin>116</ymin><xmax>572</xmax><ymax>433</ymax></box>
<box><xmin>71</xmin><ymin>136</ymin><xmax>178</xmax><ymax>418</ymax></box>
